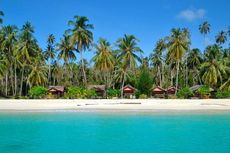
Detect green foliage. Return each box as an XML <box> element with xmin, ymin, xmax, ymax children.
<box><xmin>177</xmin><ymin>87</ymin><xmax>194</xmax><ymax>99</ymax></box>
<box><xmin>216</xmin><ymin>90</ymin><xmax>230</xmax><ymax>98</ymax></box>
<box><xmin>137</xmin><ymin>69</ymin><xmax>152</xmax><ymax>96</ymax></box>
<box><xmin>29</xmin><ymin>86</ymin><xmax>47</xmax><ymax>99</ymax></box>
<box><xmin>85</xmin><ymin>89</ymin><xmax>97</xmax><ymax>98</ymax></box>
<box><xmin>66</xmin><ymin>87</ymin><xmax>96</xmax><ymax>99</ymax></box>
<box><xmin>197</xmin><ymin>85</ymin><xmax>211</xmax><ymax>96</ymax></box>
<box><xmin>107</xmin><ymin>88</ymin><xmax>119</xmax><ymax>98</ymax></box>
<box><xmin>139</xmin><ymin>94</ymin><xmax>147</xmax><ymax>99</ymax></box>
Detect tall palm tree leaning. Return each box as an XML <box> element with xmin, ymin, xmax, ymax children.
<box><xmin>215</xmin><ymin>31</ymin><xmax>227</xmax><ymax>46</ymax></box>
<box><xmin>199</xmin><ymin>21</ymin><xmax>210</xmax><ymax>47</ymax></box>
<box><xmin>116</xmin><ymin>34</ymin><xmax>143</xmax><ymax>98</ymax></box>
<box><xmin>167</xmin><ymin>28</ymin><xmax>188</xmax><ymax>94</ymax></box>
<box><xmin>44</xmin><ymin>34</ymin><xmax>55</xmax><ymax>85</ymax></box>
<box><xmin>93</xmin><ymin>38</ymin><xmax>115</xmax><ymax>90</ymax></box>
<box><xmin>68</xmin><ymin>16</ymin><xmax>94</xmax><ymax>85</ymax></box>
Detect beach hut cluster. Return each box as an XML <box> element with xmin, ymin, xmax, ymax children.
<box><xmin>47</xmin><ymin>84</ymin><xmax>179</xmax><ymax>99</ymax></box>
<box><xmin>151</xmin><ymin>86</ymin><xmax>177</xmax><ymax>98</ymax></box>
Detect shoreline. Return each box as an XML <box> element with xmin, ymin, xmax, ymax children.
<box><xmin>0</xmin><ymin>99</ymin><xmax>230</xmax><ymax>113</ymax></box>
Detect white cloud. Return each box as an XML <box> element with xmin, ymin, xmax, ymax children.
<box><xmin>177</xmin><ymin>9</ymin><xmax>206</xmax><ymax>22</ymax></box>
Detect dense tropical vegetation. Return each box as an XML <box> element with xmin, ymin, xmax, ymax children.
<box><xmin>0</xmin><ymin>11</ymin><xmax>229</xmax><ymax>99</ymax></box>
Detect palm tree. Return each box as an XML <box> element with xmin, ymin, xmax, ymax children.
<box><xmin>151</xmin><ymin>39</ymin><xmax>166</xmax><ymax>87</ymax></box>
<box><xmin>0</xmin><ymin>55</ymin><xmax>7</xmax><ymax>77</ymax></box>
<box><xmin>187</xmin><ymin>48</ymin><xmax>203</xmax><ymax>85</ymax></box>
<box><xmin>93</xmin><ymin>38</ymin><xmax>115</xmax><ymax>89</ymax></box>
<box><xmin>116</xmin><ymin>34</ymin><xmax>142</xmax><ymax>97</ymax></box>
<box><xmin>199</xmin><ymin>21</ymin><xmax>210</xmax><ymax>46</ymax></box>
<box><xmin>0</xmin><ymin>11</ymin><xmax>4</xmax><ymax>24</ymax></box>
<box><xmin>68</xmin><ymin>16</ymin><xmax>94</xmax><ymax>85</ymax></box>
<box><xmin>44</xmin><ymin>34</ymin><xmax>55</xmax><ymax>85</ymax></box>
<box><xmin>27</xmin><ymin>60</ymin><xmax>47</xmax><ymax>87</ymax></box>
<box><xmin>167</xmin><ymin>28</ymin><xmax>188</xmax><ymax>94</ymax></box>
<box><xmin>216</xmin><ymin>31</ymin><xmax>227</xmax><ymax>45</ymax></box>
<box><xmin>201</xmin><ymin>45</ymin><xmax>229</xmax><ymax>88</ymax></box>
<box><xmin>114</xmin><ymin>65</ymin><xmax>131</xmax><ymax>97</ymax></box>
<box><xmin>1</xmin><ymin>25</ymin><xmax>18</xmax><ymax>96</ymax></box>
<box><xmin>57</xmin><ymin>34</ymin><xmax>76</xmax><ymax>64</ymax></box>
<box><xmin>201</xmin><ymin>60</ymin><xmax>229</xmax><ymax>88</ymax></box>
<box><xmin>220</xmin><ymin>78</ymin><xmax>230</xmax><ymax>90</ymax></box>
<box><xmin>17</xmin><ymin>22</ymin><xmax>38</xmax><ymax>96</ymax></box>
<box><xmin>57</xmin><ymin>34</ymin><xmax>76</xmax><ymax>83</ymax></box>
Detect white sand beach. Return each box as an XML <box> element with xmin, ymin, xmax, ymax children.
<box><xmin>0</xmin><ymin>99</ymin><xmax>230</xmax><ymax>112</ymax></box>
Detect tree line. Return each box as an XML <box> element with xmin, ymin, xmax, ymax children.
<box><xmin>0</xmin><ymin>11</ymin><xmax>229</xmax><ymax>98</ymax></box>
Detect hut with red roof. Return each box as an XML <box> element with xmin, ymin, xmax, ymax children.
<box><xmin>122</xmin><ymin>85</ymin><xmax>136</xmax><ymax>99</ymax></box>
<box><xmin>151</xmin><ymin>86</ymin><xmax>166</xmax><ymax>98</ymax></box>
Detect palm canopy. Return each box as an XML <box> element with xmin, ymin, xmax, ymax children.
<box><xmin>199</xmin><ymin>21</ymin><xmax>210</xmax><ymax>35</ymax></box>
<box><xmin>167</xmin><ymin>28</ymin><xmax>188</xmax><ymax>62</ymax></box>
<box><xmin>116</xmin><ymin>34</ymin><xmax>143</xmax><ymax>69</ymax></box>
<box><xmin>44</xmin><ymin>34</ymin><xmax>55</xmax><ymax>60</ymax></box>
<box><xmin>202</xmin><ymin>45</ymin><xmax>230</xmax><ymax>87</ymax></box>
<box><xmin>1</xmin><ymin>25</ymin><xmax>18</xmax><ymax>56</ymax></box>
<box><xmin>0</xmin><ymin>55</ymin><xmax>7</xmax><ymax>78</ymax></box>
<box><xmin>204</xmin><ymin>44</ymin><xmax>221</xmax><ymax>61</ymax></box>
<box><xmin>216</xmin><ymin>31</ymin><xmax>227</xmax><ymax>45</ymax></box>
<box><xmin>68</xmin><ymin>16</ymin><xmax>94</xmax><ymax>51</ymax></box>
<box><xmin>151</xmin><ymin>39</ymin><xmax>166</xmax><ymax>67</ymax></box>
<box><xmin>17</xmin><ymin>22</ymin><xmax>38</xmax><ymax>63</ymax></box>
<box><xmin>93</xmin><ymin>38</ymin><xmax>115</xmax><ymax>72</ymax></box>
<box><xmin>57</xmin><ymin>34</ymin><xmax>76</xmax><ymax>64</ymax></box>
<box><xmin>187</xmin><ymin>48</ymin><xmax>202</xmax><ymax>70</ymax></box>
<box><xmin>27</xmin><ymin>61</ymin><xmax>47</xmax><ymax>87</ymax></box>
<box><xmin>201</xmin><ymin>60</ymin><xmax>229</xmax><ymax>87</ymax></box>
<box><xmin>220</xmin><ymin>78</ymin><xmax>230</xmax><ymax>90</ymax></box>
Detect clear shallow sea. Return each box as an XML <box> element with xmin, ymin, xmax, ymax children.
<box><xmin>0</xmin><ymin>112</ymin><xmax>230</xmax><ymax>153</ymax></box>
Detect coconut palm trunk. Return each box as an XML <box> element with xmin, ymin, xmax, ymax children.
<box><xmin>80</xmin><ymin>51</ymin><xmax>87</xmax><ymax>85</ymax></box>
<box><xmin>161</xmin><ymin>65</ymin><xmax>164</xmax><ymax>87</ymax></box>
<box><xmin>175</xmin><ymin>60</ymin><xmax>180</xmax><ymax>95</ymax></box>
<box><xmin>48</xmin><ymin>61</ymin><xmax>51</xmax><ymax>85</ymax></box>
<box><xmin>158</xmin><ymin>66</ymin><xmax>162</xmax><ymax>86</ymax></box>
<box><xmin>121</xmin><ymin>74</ymin><xmax>125</xmax><ymax>99</ymax></box>
<box><xmin>10</xmin><ymin>65</ymin><xmax>15</xmax><ymax>96</ymax></box>
<box><xmin>20</xmin><ymin>66</ymin><xmax>25</xmax><ymax>96</ymax></box>
<box><xmin>14</xmin><ymin>61</ymin><xmax>17</xmax><ymax>95</ymax></box>
<box><xmin>5</xmin><ymin>73</ymin><xmax>8</xmax><ymax>96</ymax></box>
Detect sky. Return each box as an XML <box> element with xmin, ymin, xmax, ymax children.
<box><xmin>1</xmin><ymin>0</ymin><xmax>230</xmax><ymax>62</ymax></box>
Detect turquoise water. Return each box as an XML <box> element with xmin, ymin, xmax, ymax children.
<box><xmin>0</xmin><ymin>112</ymin><xmax>230</xmax><ymax>153</ymax></box>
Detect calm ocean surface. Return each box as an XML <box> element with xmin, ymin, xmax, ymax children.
<box><xmin>0</xmin><ymin>112</ymin><xmax>230</xmax><ymax>153</ymax></box>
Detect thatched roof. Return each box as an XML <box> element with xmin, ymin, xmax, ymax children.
<box><xmin>88</xmin><ymin>85</ymin><xmax>106</xmax><ymax>91</ymax></box>
<box><xmin>48</xmin><ymin>86</ymin><xmax>64</xmax><ymax>92</ymax></box>
<box><xmin>190</xmin><ymin>85</ymin><xmax>214</xmax><ymax>92</ymax></box>
<box><xmin>190</xmin><ymin>85</ymin><xmax>202</xmax><ymax>91</ymax></box>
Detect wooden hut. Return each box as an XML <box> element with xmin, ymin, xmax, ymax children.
<box><xmin>190</xmin><ymin>85</ymin><xmax>215</xmax><ymax>98</ymax></box>
<box><xmin>166</xmin><ymin>86</ymin><xmax>177</xmax><ymax>95</ymax></box>
<box><xmin>151</xmin><ymin>86</ymin><xmax>166</xmax><ymax>98</ymax></box>
<box><xmin>48</xmin><ymin>86</ymin><xmax>65</xmax><ymax>97</ymax></box>
<box><xmin>123</xmin><ymin>85</ymin><xmax>136</xmax><ymax>99</ymax></box>
<box><xmin>88</xmin><ymin>85</ymin><xmax>106</xmax><ymax>98</ymax></box>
